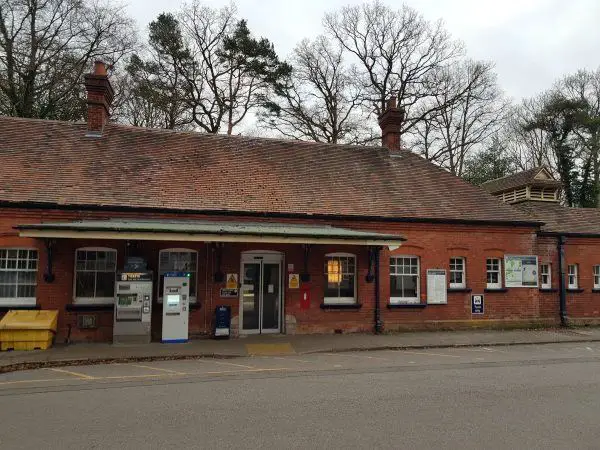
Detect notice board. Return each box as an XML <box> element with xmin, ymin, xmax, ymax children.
<box><xmin>504</xmin><ymin>255</ymin><xmax>538</xmax><ymax>287</ymax></box>
<box><xmin>427</xmin><ymin>269</ymin><xmax>447</xmax><ymax>304</ymax></box>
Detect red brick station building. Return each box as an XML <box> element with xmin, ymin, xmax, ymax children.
<box><xmin>1</xmin><ymin>62</ymin><xmax>600</xmax><ymax>343</ymax></box>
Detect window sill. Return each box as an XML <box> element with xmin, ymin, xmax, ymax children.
<box><xmin>0</xmin><ymin>305</ymin><xmax>40</xmax><ymax>313</ymax></box>
<box><xmin>592</xmin><ymin>289</ymin><xmax>600</xmax><ymax>293</ymax></box>
<box><xmin>484</xmin><ymin>288</ymin><xmax>508</xmax><ymax>293</ymax></box>
<box><xmin>566</xmin><ymin>288</ymin><xmax>584</xmax><ymax>293</ymax></box>
<box><xmin>447</xmin><ymin>288</ymin><xmax>472</xmax><ymax>293</ymax></box>
<box><xmin>387</xmin><ymin>303</ymin><xmax>427</xmax><ymax>309</ymax></box>
<box><xmin>320</xmin><ymin>303</ymin><xmax>362</xmax><ymax>310</ymax></box>
<box><xmin>65</xmin><ymin>304</ymin><xmax>114</xmax><ymax>312</ymax></box>
<box><xmin>539</xmin><ymin>288</ymin><xmax>558</xmax><ymax>293</ymax></box>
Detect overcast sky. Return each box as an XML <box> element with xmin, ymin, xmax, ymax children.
<box><xmin>124</xmin><ymin>0</ymin><xmax>600</xmax><ymax>101</ymax></box>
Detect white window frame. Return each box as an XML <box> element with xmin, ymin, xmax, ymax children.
<box><xmin>449</xmin><ymin>257</ymin><xmax>466</xmax><ymax>289</ymax></box>
<box><xmin>73</xmin><ymin>247</ymin><xmax>117</xmax><ymax>305</ymax></box>
<box><xmin>158</xmin><ymin>248</ymin><xmax>198</xmax><ymax>303</ymax></box>
<box><xmin>324</xmin><ymin>252</ymin><xmax>357</xmax><ymax>305</ymax></box>
<box><xmin>568</xmin><ymin>264</ymin><xmax>578</xmax><ymax>289</ymax></box>
<box><xmin>390</xmin><ymin>256</ymin><xmax>420</xmax><ymax>304</ymax></box>
<box><xmin>594</xmin><ymin>265</ymin><xmax>600</xmax><ymax>289</ymax></box>
<box><xmin>486</xmin><ymin>258</ymin><xmax>502</xmax><ymax>289</ymax></box>
<box><xmin>0</xmin><ymin>248</ymin><xmax>38</xmax><ymax>307</ymax></box>
<box><xmin>540</xmin><ymin>263</ymin><xmax>551</xmax><ymax>289</ymax></box>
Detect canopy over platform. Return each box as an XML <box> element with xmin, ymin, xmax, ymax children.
<box><xmin>16</xmin><ymin>219</ymin><xmax>406</xmax><ymax>247</ymax></box>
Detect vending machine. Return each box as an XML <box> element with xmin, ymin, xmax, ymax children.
<box><xmin>113</xmin><ymin>269</ymin><xmax>153</xmax><ymax>344</ymax></box>
<box><xmin>161</xmin><ymin>272</ymin><xmax>191</xmax><ymax>343</ymax></box>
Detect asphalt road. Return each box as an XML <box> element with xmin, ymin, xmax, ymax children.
<box><xmin>1</xmin><ymin>342</ymin><xmax>600</xmax><ymax>449</ymax></box>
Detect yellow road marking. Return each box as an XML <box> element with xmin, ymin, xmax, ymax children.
<box><xmin>129</xmin><ymin>364</ymin><xmax>187</xmax><ymax>375</ymax></box>
<box><xmin>49</xmin><ymin>367</ymin><xmax>96</xmax><ymax>379</ymax></box>
<box><xmin>259</xmin><ymin>356</ymin><xmax>313</xmax><ymax>364</ymax></box>
<box><xmin>196</xmin><ymin>359</ymin><xmax>255</xmax><ymax>369</ymax></box>
<box><xmin>323</xmin><ymin>352</ymin><xmax>392</xmax><ymax>361</ymax></box>
<box><xmin>0</xmin><ymin>378</ymin><xmax>72</xmax><ymax>386</ymax></box>
<box><xmin>0</xmin><ymin>367</ymin><xmax>295</xmax><ymax>386</ymax></box>
<box><xmin>101</xmin><ymin>373</ymin><xmax>180</xmax><ymax>380</ymax></box>
<box><xmin>399</xmin><ymin>350</ymin><xmax>461</xmax><ymax>358</ymax></box>
<box><xmin>102</xmin><ymin>367</ymin><xmax>292</xmax><ymax>379</ymax></box>
<box><xmin>199</xmin><ymin>367</ymin><xmax>292</xmax><ymax>375</ymax></box>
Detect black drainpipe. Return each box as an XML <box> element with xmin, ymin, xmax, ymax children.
<box><xmin>374</xmin><ymin>246</ymin><xmax>383</xmax><ymax>334</ymax></box>
<box><xmin>558</xmin><ymin>235</ymin><xmax>567</xmax><ymax>326</ymax></box>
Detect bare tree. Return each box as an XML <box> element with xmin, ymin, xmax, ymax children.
<box><xmin>410</xmin><ymin>60</ymin><xmax>507</xmax><ymax>176</ymax></box>
<box><xmin>0</xmin><ymin>0</ymin><xmax>136</xmax><ymax>120</ymax></box>
<box><xmin>175</xmin><ymin>2</ymin><xmax>290</xmax><ymax>134</ymax></box>
<box><xmin>323</xmin><ymin>0</ymin><xmax>464</xmax><ymax>141</ymax></box>
<box><xmin>260</xmin><ymin>36</ymin><xmax>369</xmax><ymax>144</ymax></box>
<box><xmin>505</xmin><ymin>96</ymin><xmax>555</xmax><ymax>172</ymax></box>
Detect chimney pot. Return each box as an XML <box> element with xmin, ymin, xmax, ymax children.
<box><xmin>84</xmin><ymin>60</ymin><xmax>114</xmax><ymax>136</ymax></box>
<box><xmin>378</xmin><ymin>97</ymin><xmax>404</xmax><ymax>152</ymax></box>
<box><xmin>93</xmin><ymin>60</ymin><xmax>108</xmax><ymax>76</ymax></box>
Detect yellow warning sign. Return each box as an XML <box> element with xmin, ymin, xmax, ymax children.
<box><xmin>226</xmin><ymin>273</ymin><xmax>238</xmax><ymax>289</ymax></box>
<box><xmin>289</xmin><ymin>273</ymin><xmax>300</xmax><ymax>289</ymax></box>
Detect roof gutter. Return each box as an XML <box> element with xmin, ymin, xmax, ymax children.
<box><xmin>0</xmin><ymin>200</ymin><xmax>543</xmax><ymax>228</ymax></box>
<box><xmin>539</xmin><ymin>231</ymin><xmax>600</xmax><ymax>239</ymax></box>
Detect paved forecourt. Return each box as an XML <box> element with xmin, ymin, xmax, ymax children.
<box><xmin>2</xmin><ymin>341</ymin><xmax>600</xmax><ymax>394</ymax></box>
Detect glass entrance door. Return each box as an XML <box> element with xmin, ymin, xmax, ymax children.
<box><xmin>240</xmin><ymin>254</ymin><xmax>282</xmax><ymax>334</ymax></box>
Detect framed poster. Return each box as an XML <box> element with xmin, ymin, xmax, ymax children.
<box><xmin>504</xmin><ymin>255</ymin><xmax>538</xmax><ymax>287</ymax></box>
<box><xmin>427</xmin><ymin>269</ymin><xmax>447</xmax><ymax>304</ymax></box>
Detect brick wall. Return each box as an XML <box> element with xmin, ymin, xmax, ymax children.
<box><xmin>1</xmin><ymin>205</ymin><xmax>598</xmax><ymax>341</ymax></box>
<box><xmin>563</xmin><ymin>237</ymin><xmax>600</xmax><ymax>324</ymax></box>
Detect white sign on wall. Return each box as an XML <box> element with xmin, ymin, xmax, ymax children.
<box><xmin>427</xmin><ymin>269</ymin><xmax>447</xmax><ymax>304</ymax></box>
<box><xmin>504</xmin><ymin>255</ymin><xmax>538</xmax><ymax>287</ymax></box>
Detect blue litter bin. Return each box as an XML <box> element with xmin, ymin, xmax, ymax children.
<box><xmin>214</xmin><ymin>306</ymin><xmax>231</xmax><ymax>339</ymax></box>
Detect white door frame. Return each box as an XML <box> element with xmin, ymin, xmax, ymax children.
<box><xmin>239</xmin><ymin>251</ymin><xmax>284</xmax><ymax>335</ymax></box>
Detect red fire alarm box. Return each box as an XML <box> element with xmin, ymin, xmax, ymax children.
<box><xmin>300</xmin><ymin>284</ymin><xmax>311</xmax><ymax>310</ymax></box>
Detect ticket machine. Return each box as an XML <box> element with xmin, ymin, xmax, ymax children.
<box><xmin>113</xmin><ymin>269</ymin><xmax>153</xmax><ymax>344</ymax></box>
<box><xmin>162</xmin><ymin>272</ymin><xmax>190</xmax><ymax>343</ymax></box>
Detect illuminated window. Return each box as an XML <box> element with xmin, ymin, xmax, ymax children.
<box><xmin>327</xmin><ymin>259</ymin><xmax>341</xmax><ymax>284</ymax></box>
<box><xmin>0</xmin><ymin>249</ymin><xmax>38</xmax><ymax>306</ymax></box>
<box><xmin>324</xmin><ymin>253</ymin><xmax>356</xmax><ymax>304</ymax></box>
<box><xmin>74</xmin><ymin>248</ymin><xmax>117</xmax><ymax>304</ymax></box>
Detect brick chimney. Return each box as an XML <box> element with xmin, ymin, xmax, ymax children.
<box><xmin>84</xmin><ymin>61</ymin><xmax>113</xmax><ymax>136</ymax></box>
<box><xmin>378</xmin><ymin>97</ymin><xmax>405</xmax><ymax>152</ymax></box>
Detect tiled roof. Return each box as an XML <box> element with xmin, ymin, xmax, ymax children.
<box><xmin>481</xmin><ymin>167</ymin><xmax>561</xmax><ymax>193</ymax></box>
<box><xmin>515</xmin><ymin>201</ymin><xmax>600</xmax><ymax>235</ymax></box>
<box><xmin>0</xmin><ymin>116</ymin><xmax>538</xmax><ymax>224</ymax></box>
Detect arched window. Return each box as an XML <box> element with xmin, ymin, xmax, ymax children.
<box><xmin>323</xmin><ymin>253</ymin><xmax>356</xmax><ymax>304</ymax></box>
<box><xmin>74</xmin><ymin>247</ymin><xmax>117</xmax><ymax>304</ymax></box>
<box><xmin>158</xmin><ymin>249</ymin><xmax>198</xmax><ymax>302</ymax></box>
